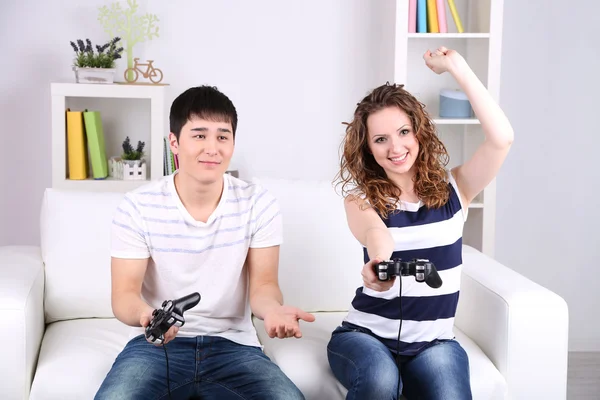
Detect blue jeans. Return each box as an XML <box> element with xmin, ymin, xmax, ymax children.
<box><xmin>327</xmin><ymin>324</ymin><xmax>472</xmax><ymax>400</ymax></box>
<box><xmin>95</xmin><ymin>334</ymin><xmax>304</xmax><ymax>400</ymax></box>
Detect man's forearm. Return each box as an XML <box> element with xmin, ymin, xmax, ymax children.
<box><xmin>250</xmin><ymin>283</ymin><xmax>283</xmax><ymax>320</ymax></box>
<box><xmin>112</xmin><ymin>291</ymin><xmax>154</xmax><ymax>327</ymax></box>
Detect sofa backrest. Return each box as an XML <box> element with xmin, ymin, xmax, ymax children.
<box><xmin>39</xmin><ymin>178</ymin><xmax>363</xmax><ymax>321</ymax></box>
<box><xmin>40</xmin><ymin>188</ymin><xmax>126</xmax><ymax>322</ymax></box>
<box><xmin>251</xmin><ymin>177</ymin><xmax>364</xmax><ymax>312</ymax></box>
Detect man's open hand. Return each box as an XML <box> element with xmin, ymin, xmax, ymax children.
<box><xmin>263</xmin><ymin>305</ymin><xmax>315</xmax><ymax>339</ymax></box>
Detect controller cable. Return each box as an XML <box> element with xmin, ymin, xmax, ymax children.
<box><xmin>163</xmin><ymin>342</ymin><xmax>172</xmax><ymax>399</ymax></box>
<box><xmin>148</xmin><ymin>293</ymin><xmax>201</xmax><ymax>400</ymax></box>
<box><xmin>395</xmin><ymin>275</ymin><xmax>403</xmax><ymax>400</ymax></box>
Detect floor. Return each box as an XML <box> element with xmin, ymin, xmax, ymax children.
<box><xmin>568</xmin><ymin>352</ymin><xmax>600</xmax><ymax>399</ymax></box>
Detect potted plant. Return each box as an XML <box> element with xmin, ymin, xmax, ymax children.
<box><xmin>118</xmin><ymin>136</ymin><xmax>146</xmax><ymax>180</ymax></box>
<box><xmin>121</xmin><ymin>136</ymin><xmax>145</xmax><ymax>164</ymax></box>
<box><xmin>70</xmin><ymin>37</ymin><xmax>124</xmax><ymax>84</ymax></box>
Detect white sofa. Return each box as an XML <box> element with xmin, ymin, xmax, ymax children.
<box><xmin>1</xmin><ymin>177</ymin><xmax>569</xmax><ymax>400</ymax></box>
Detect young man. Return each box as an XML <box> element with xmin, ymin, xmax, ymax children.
<box><xmin>95</xmin><ymin>86</ymin><xmax>313</xmax><ymax>399</ymax></box>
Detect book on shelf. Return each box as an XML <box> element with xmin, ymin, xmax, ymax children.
<box><xmin>436</xmin><ymin>0</ymin><xmax>448</xmax><ymax>33</ymax></box>
<box><xmin>446</xmin><ymin>0</ymin><xmax>464</xmax><ymax>33</ymax></box>
<box><xmin>65</xmin><ymin>109</ymin><xmax>88</xmax><ymax>180</ymax></box>
<box><xmin>409</xmin><ymin>0</ymin><xmax>463</xmax><ymax>33</ymax></box>
<box><xmin>163</xmin><ymin>137</ymin><xmax>178</xmax><ymax>175</ymax></box>
<box><xmin>65</xmin><ymin>108</ymin><xmax>109</xmax><ymax>180</ymax></box>
<box><xmin>417</xmin><ymin>0</ymin><xmax>427</xmax><ymax>33</ymax></box>
<box><xmin>408</xmin><ymin>0</ymin><xmax>417</xmax><ymax>33</ymax></box>
<box><xmin>82</xmin><ymin>110</ymin><xmax>109</xmax><ymax>179</ymax></box>
<box><xmin>427</xmin><ymin>0</ymin><xmax>439</xmax><ymax>33</ymax></box>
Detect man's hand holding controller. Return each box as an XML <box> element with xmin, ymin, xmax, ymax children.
<box><xmin>141</xmin><ymin>308</ymin><xmax>179</xmax><ymax>346</ymax></box>
<box><xmin>143</xmin><ymin>292</ymin><xmax>202</xmax><ymax>346</ymax></box>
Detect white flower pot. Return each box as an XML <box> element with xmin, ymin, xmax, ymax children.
<box><xmin>108</xmin><ymin>158</ymin><xmax>147</xmax><ymax>181</ymax></box>
<box><xmin>121</xmin><ymin>159</ymin><xmax>147</xmax><ymax>181</ymax></box>
<box><xmin>73</xmin><ymin>67</ymin><xmax>116</xmax><ymax>84</ymax></box>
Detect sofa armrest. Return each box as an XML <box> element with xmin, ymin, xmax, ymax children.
<box><xmin>455</xmin><ymin>246</ymin><xmax>568</xmax><ymax>400</ymax></box>
<box><xmin>0</xmin><ymin>246</ymin><xmax>45</xmax><ymax>400</ymax></box>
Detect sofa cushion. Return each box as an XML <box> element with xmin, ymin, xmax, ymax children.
<box><xmin>254</xmin><ymin>312</ymin><xmax>507</xmax><ymax>400</ymax></box>
<box><xmin>29</xmin><ymin>318</ymin><xmax>130</xmax><ymax>400</ymax></box>
<box><xmin>251</xmin><ymin>177</ymin><xmax>364</xmax><ymax>312</ymax></box>
<box><xmin>40</xmin><ymin>189</ymin><xmax>125</xmax><ymax>322</ymax></box>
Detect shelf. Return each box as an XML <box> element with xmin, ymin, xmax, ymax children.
<box><xmin>395</xmin><ymin>0</ymin><xmax>502</xmax><ymax>257</ymax></box>
<box><xmin>54</xmin><ymin>177</ymin><xmax>150</xmax><ymax>193</ymax></box>
<box><xmin>51</xmin><ymin>82</ymin><xmax>167</xmax><ymax>193</ymax></box>
<box><xmin>408</xmin><ymin>33</ymin><xmax>490</xmax><ymax>39</ymax></box>
<box><xmin>51</xmin><ymin>82</ymin><xmax>166</xmax><ymax>99</ymax></box>
<box><xmin>433</xmin><ymin>118</ymin><xmax>480</xmax><ymax>125</ymax></box>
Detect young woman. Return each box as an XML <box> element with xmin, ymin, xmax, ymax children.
<box><xmin>327</xmin><ymin>47</ymin><xmax>514</xmax><ymax>399</ymax></box>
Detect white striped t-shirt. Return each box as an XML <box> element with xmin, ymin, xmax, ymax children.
<box><xmin>111</xmin><ymin>171</ymin><xmax>282</xmax><ymax>347</ymax></box>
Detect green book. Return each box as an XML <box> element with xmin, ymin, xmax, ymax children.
<box><xmin>83</xmin><ymin>110</ymin><xmax>108</xmax><ymax>179</ymax></box>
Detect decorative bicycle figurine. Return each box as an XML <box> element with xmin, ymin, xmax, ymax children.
<box><xmin>124</xmin><ymin>58</ymin><xmax>164</xmax><ymax>84</ymax></box>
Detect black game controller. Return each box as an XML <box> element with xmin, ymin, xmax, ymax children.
<box><xmin>374</xmin><ymin>259</ymin><xmax>443</xmax><ymax>288</ymax></box>
<box><xmin>145</xmin><ymin>292</ymin><xmax>201</xmax><ymax>344</ymax></box>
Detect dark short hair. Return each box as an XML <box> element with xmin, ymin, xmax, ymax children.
<box><xmin>169</xmin><ymin>85</ymin><xmax>238</xmax><ymax>140</ymax></box>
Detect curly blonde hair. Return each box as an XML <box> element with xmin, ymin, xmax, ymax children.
<box><xmin>335</xmin><ymin>83</ymin><xmax>450</xmax><ymax>218</ymax></box>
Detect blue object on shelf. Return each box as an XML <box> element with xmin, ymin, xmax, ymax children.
<box><xmin>439</xmin><ymin>89</ymin><xmax>472</xmax><ymax>118</ymax></box>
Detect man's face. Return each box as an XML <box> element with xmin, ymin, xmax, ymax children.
<box><xmin>170</xmin><ymin>116</ymin><xmax>234</xmax><ymax>185</ymax></box>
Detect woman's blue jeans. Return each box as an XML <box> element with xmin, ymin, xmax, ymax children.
<box><xmin>327</xmin><ymin>323</ymin><xmax>472</xmax><ymax>400</ymax></box>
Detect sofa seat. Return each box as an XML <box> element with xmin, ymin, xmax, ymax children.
<box><xmin>28</xmin><ymin>314</ymin><xmax>507</xmax><ymax>400</ymax></box>
<box><xmin>254</xmin><ymin>312</ymin><xmax>507</xmax><ymax>400</ymax></box>
<box><xmin>29</xmin><ymin>319</ymin><xmax>130</xmax><ymax>400</ymax></box>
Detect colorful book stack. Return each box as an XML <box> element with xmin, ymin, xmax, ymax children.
<box><xmin>163</xmin><ymin>137</ymin><xmax>179</xmax><ymax>175</ymax></box>
<box><xmin>408</xmin><ymin>0</ymin><xmax>463</xmax><ymax>33</ymax></box>
<box><xmin>65</xmin><ymin>109</ymin><xmax>109</xmax><ymax>180</ymax></box>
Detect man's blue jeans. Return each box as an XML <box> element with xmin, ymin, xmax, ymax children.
<box><xmin>327</xmin><ymin>323</ymin><xmax>472</xmax><ymax>400</ymax></box>
<box><xmin>95</xmin><ymin>334</ymin><xmax>304</xmax><ymax>400</ymax></box>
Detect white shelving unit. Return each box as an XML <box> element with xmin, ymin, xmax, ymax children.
<box><xmin>51</xmin><ymin>83</ymin><xmax>167</xmax><ymax>192</ymax></box>
<box><xmin>393</xmin><ymin>0</ymin><xmax>504</xmax><ymax>257</ymax></box>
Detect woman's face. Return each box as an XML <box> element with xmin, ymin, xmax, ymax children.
<box><xmin>366</xmin><ymin>106</ymin><xmax>419</xmax><ymax>179</ymax></box>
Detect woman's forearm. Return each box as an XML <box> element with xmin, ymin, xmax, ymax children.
<box><xmin>365</xmin><ymin>227</ymin><xmax>395</xmax><ymax>261</ymax></box>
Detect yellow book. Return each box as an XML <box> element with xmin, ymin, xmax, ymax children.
<box><xmin>447</xmin><ymin>0</ymin><xmax>464</xmax><ymax>33</ymax></box>
<box><xmin>66</xmin><ymin>108</ymin><xmax>88</xmax><ymax>180</ymax></box>
<box><xmin>427</xmin><ymin>0</ymin><xmax>439</xmax><ymax>32</ymax></box>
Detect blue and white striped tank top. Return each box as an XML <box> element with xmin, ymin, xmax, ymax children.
<box><xmin>343</xmin><ymin>170</ymin><xmax>467</xmax><ymax>356</ymax></box>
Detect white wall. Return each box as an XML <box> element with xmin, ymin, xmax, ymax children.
<box><xmin>1</xmin><ymin>0</ymin><xmax>598</xmax><ymax>351</ymax></box>
<box><xmin>0</xmin><ymin>0</ymin><xmax>396</xmax><ymax>245</ymax></box>
<box><xmin>496</xmin><ymin>0</ymin><xmax>600</xmax><ymax>351</ymax></box>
